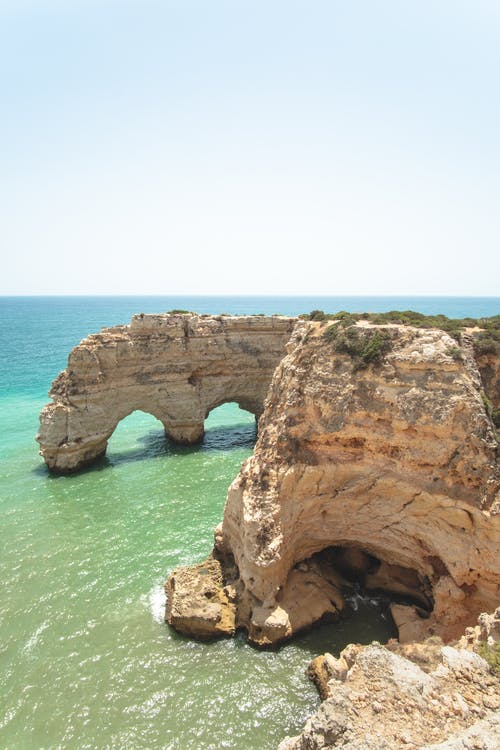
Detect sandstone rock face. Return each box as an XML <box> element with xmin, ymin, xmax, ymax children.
<box><xmin>37</xmin><ymin>314</ymin><xmax>296</xmax><ymax>472</ymax></box>
<box><xmin>166</xmin><ymin>548</ymin><xmax>346</xmax><ymax>646</ymax></box>
<box><xmin>475</xmin><ymin>350</ymin><xmax>500</xmax><ymax>415</ymax></box>
<box><xmin>278</xmin><ymin>621</ymin><xmax>500</xmax><ymax>750</ymax></box>
<box><xmin>165</xmin><ymin>555</ymin><xmax>237</xmax><ymax>640</ymax></box>
<box><xmin>458</xmin><ymin>606</ymin><xmax>500</xmax><ymax>651</ymax></box>
<box><xmin>213</xmin><ymin>322</ymin><xmax>499</xmax><ymax>645</ymax></box>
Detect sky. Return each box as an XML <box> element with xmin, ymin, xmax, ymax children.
<box><xmin>1</xmin><ymin>0</ymin><xmax>499</xmax><ymax>296</ymax></box>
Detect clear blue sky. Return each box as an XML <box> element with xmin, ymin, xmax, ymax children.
<box><xmin>1</xmin><ymin>0</ymin><xmax>499</xmax><ymax>295</ymax></box>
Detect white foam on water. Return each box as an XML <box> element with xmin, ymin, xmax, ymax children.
<box><xmin>22</xmin><ymin>621</ymin><xmax>49</xmax><ymax>655</ymax></box>
<box><xmin>148</xmin><ymin>583</ymin><xmax>166</xmax><ymax>623</ymax></box>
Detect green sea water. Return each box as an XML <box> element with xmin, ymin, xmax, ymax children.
<box><xmin>1</xmin><ymin>296</ymin><xmax>498</xmax><ymax>749</ymax></box>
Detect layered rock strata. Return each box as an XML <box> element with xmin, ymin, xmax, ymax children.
<box><xmin>37</xmin><ymin>314</ymin><xmax>295</xmax><ymax>472</ymax></box>
<box><xmin>167</xmin><ymin>321</ymin><xmax>499</xmax><ymax>646</ymax></box>
<box><xmin>279</xmin><ymin>611</ymin><xmax>500</xmax><ymax>750</ymax></box>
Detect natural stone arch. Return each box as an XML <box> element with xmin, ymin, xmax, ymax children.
<box><xmin>203</xmin><ymin>396</ymin><xmax>260</xmax><ymax>424</ymax></box>
<box><xmin>37</xmin><ymin>313</ymin><xmax>297</xmax><ymax>473</ymax></box>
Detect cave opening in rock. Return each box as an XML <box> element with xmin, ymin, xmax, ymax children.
<box><xmin>325</xmin><ymin>545</ymin><xmax>432</xmax><ymax>610</ymax></box>
<box><xmin>293</xmin><ymin>545</ymin><xmax>435</xmax><ymax>635</ymax></box>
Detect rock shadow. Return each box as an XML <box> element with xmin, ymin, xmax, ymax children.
<box><xmin>33</xmin><ymin>421</ymin><xmax>257</xmax><ymax>477</ymax></box>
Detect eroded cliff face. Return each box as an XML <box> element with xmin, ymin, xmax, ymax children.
<box><xmin>37</xmin><ymin>314</ymin><xmax>295</xmax><ymax>472</ymax></box>
<box><xmin>476</xmin><ymin>350</ymin><xmax>500</xmax><ymax>420</ymax></box>
<box><xmin>167</xmin><ymin>321</ymin><xmax>499</xmax><ymax>646</ymax></box>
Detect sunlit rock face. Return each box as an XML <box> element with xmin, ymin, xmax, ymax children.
<box><xmin>213</xmin><ymin>322</ymin><xmax>499</xmax><ymax>645</ymax></box>
<box><xmin>38</xmin><ymin>311</ymin><xmax>499</xmax><ymax>645</ymax></box>
<box><xmin>279</xmin><ymin>611</ymin><xmax>500</xmax><ymax>750</ymax></box>
<box><xmin>37</xmin><ymin>313</ymin><xmax>296</xmax><ymax>473</ymax></box>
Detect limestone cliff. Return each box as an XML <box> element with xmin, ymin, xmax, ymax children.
<box><xmin>37</xmin><ymin>313</ymin><xmax>295</xmax><ymax>472</ymax></box>
<box><xmin>279</xmin><ymin>609</ymin><xmax>500</xmax><ymax>750</ymax></box>
<box><xmin>167</xmin><ymin>320</ymin><xmax>499</xmax><ymax>646</ymax></box>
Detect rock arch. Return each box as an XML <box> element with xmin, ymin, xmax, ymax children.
<box><xmin>37</xmin><ymin>313</ymin><xmax>296</xmax><ymax>473</ymax></box>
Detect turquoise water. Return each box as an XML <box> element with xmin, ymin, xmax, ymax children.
<box><xmin>1</xmin><ymin>296</ymin><xmax>498</xmax><ymax>750</ymax></box>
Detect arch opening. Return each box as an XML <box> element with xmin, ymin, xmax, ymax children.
<box><xmin>106</xmin><ymin>409</ymin><xmax>169</xmax><ymax>465</ymax></box>
<box><xmin>103</xmin><ymin>403</ymin><xmax>258</xmax><ymax>467</ymax></box>
<box><xmin>202</xmin><ymin>402</ymin><xmax>257</xmax><ymax>452</ymax></box>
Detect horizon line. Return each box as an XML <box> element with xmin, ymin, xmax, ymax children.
<box><xmin>1</xmin><ymin>294</ymin><xmax>499</xmax><ymax>299</ymax></box>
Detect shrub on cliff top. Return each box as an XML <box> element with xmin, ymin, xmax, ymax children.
<box><xmin>477</xmin><ymin>642</ymin><xmax>500</xmax><ymax>676</ymax></box>
<box><xmin>309</xmin><ymin>309</ymin><xmax>328</xmax><ymax>321</ymax></box>
<box><xmin>445</xmin><ymin>346</ymin><xmax>463</xmax><ymax>362</ymax></box>
<box><xmin>302</xmin><ymin>310</ymin><xmax>499</xmax><ymax>344</ymax></box>
<box><xmin>331</xmin><ymin>311</ymin><xmax>360</xmax><ymax>328</ymax></box>
<box><xmin>324</xmin><ymin>324</ymin><xmax>392</xmax><ymax>369</ymax></box>
<box><xmin>473</xmin><ymin>332</ymin><xmax>500</xmax><ymax>357</ymax></box>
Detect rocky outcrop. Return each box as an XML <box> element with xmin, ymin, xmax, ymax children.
<box><xmin>165</xmin><ymin>555</ymin><xmax>238</xmax><ymax>640</ymax></box>
<box><xmin>167</xmin><ymin>321</ymin><xmax>499</xmax><ymax>646</ymax></box>
<box><xmin>166</xmin><ymin>548</ymin><xmax>346</xmax><ymax>646</ymax></box>
<box><xmin>37</xmin><ymin>314</ymin><xmax>295</xmax><ymax>472</ymax></box>
<box><xmin>278</xmin><ymin>611</ymin><xmax>500</xmax><ymax>750</ymax></box>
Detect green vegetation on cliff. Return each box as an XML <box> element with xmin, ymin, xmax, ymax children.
<box><xmin>323</xmin><ymin>324</ymin><xmax>393</xmax><ymax>369</ymax></box>
<box><xmin>477</xmin><ymin>642</ymin><xmax>500</xmax><ymax>677</ymax></box>
<box><xmin>301</xmin><ymin>310</ymin><xmax>500</xmax><ymax>354</ymax></box>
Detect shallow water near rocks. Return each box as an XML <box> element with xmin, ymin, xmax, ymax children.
<box><xmin>1</xmin><ymin>296</ymin><xmax>497</xmax><ymax>749</ymax></box>
<box><xmin>1</xmin><ymin>406</ymin><xmax>394</xmax><ymax>750</ymax></box>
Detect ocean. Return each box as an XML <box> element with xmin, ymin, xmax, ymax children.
<box><xmin>1</xmin><ymin>296</ymin><xmax>498</xmax><ymax>749</ymax></box>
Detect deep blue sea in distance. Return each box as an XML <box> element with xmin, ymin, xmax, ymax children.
<box><xmin>1</xmin><ymin>295</ymin><xmax>498</xmax><ymax>397</ymax></box>
<box><xmin>0</xmin><ymin>295</ymin><xmax>498</xmax><ymax>749</ymax></box>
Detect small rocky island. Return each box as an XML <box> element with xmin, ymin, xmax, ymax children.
<box><xmin>38</xmin><ymin>311</ymin><xmax>499</xmax><ymax>749</ymax></box>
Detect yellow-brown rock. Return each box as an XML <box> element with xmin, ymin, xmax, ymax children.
<box><xmin>165</xmin><ymin>555</ymin><xmax>237</xmax><ymax>640</ymax></box>
<box><xmin>280</xmin><ymin>616</ymin><xmax>500</xmax><ymax>750</ymax></box>
<box><xmin>218</xmin><ymin>322</ymin><xmax>499</xmax><ymax>645</ymax></box>
<box><xmin>36</xmin><ymin>313</ymin><xmax>295</xmax><ymax>472</ymax></box>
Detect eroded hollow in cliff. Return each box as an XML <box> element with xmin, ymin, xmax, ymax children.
<box><xmin>166</xmin><ymin>542</ymin><xmax>437</xmax><ymax>649</ymax></box>
<box><xmin>294</xmin><ymin>545</ymin><xmax>434</xmax><ymax>621</ymax></box>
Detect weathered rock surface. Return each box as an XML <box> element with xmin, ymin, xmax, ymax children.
<box><xmin>475</xmin><ymin>351</ymin><xmax>500</xmax><ymax>417</ymax></box>
<box><xmin>457</xmin><ymin>606</ymin><xmax>500</xmax><ymax>650</ymax></box>
<box><xmin>279</xmin><ymin>611</ymin><xmax>500</xmax><ymax>750</ymax></box>
<box><xmin>165</xmin><ymin>554</ymin><xmax>238</xmax><ymax>639</ymax></box>
<box><xmin>421</xmin><ymin>714</ymin><xmax>500</xmax><ymax>750</ymax></box>
<box><xmin>37</xmin><ymin>313</ymin><xmax>295</xmax><ymax>472</ymax></box>
<box><xmin>166</xmin><ymin>549</ymin><xmax>346</xmax><ymax>646</ymax></box>
<box><xmin>168</xmin><ymin>321</ymin><xmax>499</xmax><ymax>646</ymax></box>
